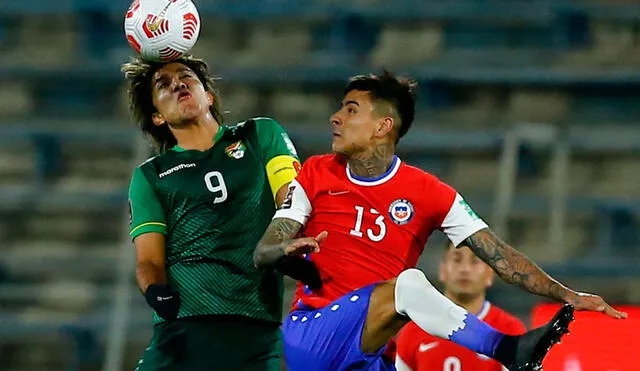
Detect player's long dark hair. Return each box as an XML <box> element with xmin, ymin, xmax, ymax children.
<box><xmin>122</xmin><ymin>55</ymin><xmax>223</xmax><ymax>153</ymax></box>
<box><xmin>344</xmin><ymin>70</ymin><xmax>417</xmax><ymax>142</ymax></box>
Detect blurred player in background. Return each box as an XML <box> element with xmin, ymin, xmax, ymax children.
<box><xmin>395</xmin><ymin>241</ymin><xmax>526</xmax><ymax>371</ymax></box>
<box><xmin>254</xmin><ymin>71</ymin><xmax>627</xmax><ymax>371</ymax></box>
<box><xmin>122</xmin><ymin>55</ymin><xmax>308</xmax><ymax>371</ymax></box>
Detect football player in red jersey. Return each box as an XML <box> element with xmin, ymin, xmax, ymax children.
<box><xmin>254</xmin><ymin>71</ymin><xmax>626</xmax><ymax>371</ymax></box>
<box><xmin>396</xmin><ymin>242</ymin><xmax>527</xmax><ymax>371</ymax></box>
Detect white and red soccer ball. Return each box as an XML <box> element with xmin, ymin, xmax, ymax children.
<box><xmin>124</xmin><ymin>0</ymin><xmax>201</xmax><ymax>62</ymax></box>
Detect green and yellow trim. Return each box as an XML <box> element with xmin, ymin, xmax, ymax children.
<box><xmin>130</xmin><ymin>222</ymin><xmax>167</xmax><ymax>239</ymax></box>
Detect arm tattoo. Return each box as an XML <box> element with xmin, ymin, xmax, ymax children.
<box><xmin>264</xmin><ymin>217</ymin><xmax>302</xmax><ymax>244</ymax></box>
<box><xmin>253</xmin><ymin>218</ymin><xmax>303</xmax><ymax>268</ymax></box>
<box><xmin>463</xmin><ymin>228</ymin><xmax>570</xmax><ymax>302</ymax></box>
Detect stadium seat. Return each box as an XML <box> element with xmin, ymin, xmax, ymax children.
<box><xmin>370</xmin><ymin>24</ymin><xmax>442</xmax><ymax>67</ymax></box>
<box><xmin>505</xmin><ymin>89</ymin><xmax>570</xmax><ymax>124</ymax></box>
<box><xmin>10</xmin><ymin>15</ymin><xmax>78</xmax><ymax>67</ymax></box>
<box><xmin>0</xmin><ymin>82</ymin><xmax>33</xmax><ymax>117</ymax></box>
<box><xmin>234</xmin><ymin>22</ymin><xmax>312</xmax><ymax>67</ymax></box>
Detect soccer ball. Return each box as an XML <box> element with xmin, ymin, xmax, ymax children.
<box><xmin>124</xmin><ymin>0</ymin><xmax>201</xmax><ymax>62</ymax></box>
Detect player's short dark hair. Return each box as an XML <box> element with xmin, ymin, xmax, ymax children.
<box><xmin>344</xmin><ymin>70</ymin><xmax>417</xmax><ymax>142</ymax></box>
<box><xmin>444</xmin><ymin>240</ymin><xmax>468</xmax><ymax>254</ymax></box>
<box><xmin>121</xmin><ymin>55</ymin><xmax>223</xmax><ymax>153</ymax></box>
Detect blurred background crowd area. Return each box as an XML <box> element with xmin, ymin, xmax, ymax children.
<box><xmin>0</xmin><ymin>0</ymin><xmax>639</xmax><ymax>370</ymax></box>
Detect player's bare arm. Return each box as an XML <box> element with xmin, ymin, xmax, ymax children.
<box><xmin>134</xmin><ymin>232</ymin><xmax>181</xmax><ymax>320</ymax></box>
<box><xmin>254</xmin><ymin>217</ymin><xmax>327</xmax><ymax>289</ymax></box>
<box><xmin>133</xmin><ymin>232</ymin><xmax>168</xmax><ymax>293</ymax></box>
<box><xmin>463</xmin><ymin>228</ymin><xmax>627</xmax><ymax>319</ymax></box>
<box><xmin>254</xmin><ymin>217</ymin><xmax>325</xmax><ymax>268</ymax></box>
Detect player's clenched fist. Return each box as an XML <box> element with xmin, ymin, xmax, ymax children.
<box><xmin>144</xmin><ymin>284</ymin><xmax>182</xmax><ymax>321</ymax></box>
<box><xmin>282</xmin><ymin>231</ymin><xmax>328</xmax><ymax>256</ymax></box>
<box><xmin>565</xmin><ymin>291</ymin><xmax>627</xmax><ymax>319</ymax></box>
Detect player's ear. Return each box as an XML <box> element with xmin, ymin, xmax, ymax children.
<box><xmin>152</xmin><ymin>112</ymin><xmax>166</xmax><ymax>126</ymax></box>
<box><xmin>438</xmin><ymin>261</ymin><xmax>446</xmax><ymax>283</ymax></box>
<box><xmin>485</xmin><ymin>268</ymin><xmax>494</xmax><ymax>288</ymax></box>
<box><xmin>376</xmin><ymin>116</ymin><xmax>394</xmax><ymax>138</ymax></box>
<box><xmin>206</xmin><ymin>91</ymin><xmax>214</xmax><ymax>107</ymax></box>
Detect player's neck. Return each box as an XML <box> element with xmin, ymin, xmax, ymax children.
<box><xmin>446</xmin><ymin>292</ymin><xmax>487</xmax><ymax>316</ymax></box>
<box><xmin>346</xmin><ymin>143</ymin><xmax>395</xmax><ymax>179</ymax></box>
<box><xmin>171</xmin><ymin>115</ymin><xmax>220</xmax><ymax>152</ymax></box>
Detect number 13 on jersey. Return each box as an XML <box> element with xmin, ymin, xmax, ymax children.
<box><xmin>349</xmin><ymin>205</ymin><xmax>387</xmax><ymax>242</ymax></box>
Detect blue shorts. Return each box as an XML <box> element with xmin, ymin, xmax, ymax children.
<box><xmin>282</xmin><ymin>284</ymin><xmax>396</xmax><ymax>371</ymax></box>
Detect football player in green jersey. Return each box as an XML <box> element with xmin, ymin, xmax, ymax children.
<box><xmin>122</xmin><ymin>56</ymin><xmax>310</xmax><ymax>371</ymax></box>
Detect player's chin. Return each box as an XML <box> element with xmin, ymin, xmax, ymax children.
<box><xmin>456</xmin><ymin>289</ymin><xmax>484</xmax><ymax>302</ymax></box>
<box><xmin>331</xmin><ymin>142</ymin><xmax>342</xmax><ymax>155</ymax></box>
<box><xmin>450</xmin><ymin>286</ymin><xmax>475</xmax><ymax>296</ymax></box>
<box><xmin>331</xmin><ymin>140</ymin><xmax>348</xmax><ymax>156</ymax></box>
<box><xmin>178</xmin><ymin>101</ymin><xmax>201</xmax><ymax>113</ymax></box>
<box><xmin>176</xmin><ymin>107</ymin><xmax>202</xmax><ymax>122</ymax></box>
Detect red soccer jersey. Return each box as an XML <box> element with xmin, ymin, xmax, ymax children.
<box><xmin>395</xmin><ymin>302</ymin><xmax>527</xmax><ymax>371</ymax></box>
<box><xmin>274</xmin><ymin>154</ymin><xmax>488</xmax><ymax>310</ymax></box>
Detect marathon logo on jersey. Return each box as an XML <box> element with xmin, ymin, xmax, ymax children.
<box><xmin>225</xmin><ymin>141</ymin><xmax>246</xmax><ymax>159</ymax></box>
<box><xmin>388</xmin><ymin>199</ymin><xmax>414</xmax><ymax>225</ymax></box>
<box><xmin>158</xmin><ymin>163</ymin><xmax>196</xmax><ymax>178</ymax></box>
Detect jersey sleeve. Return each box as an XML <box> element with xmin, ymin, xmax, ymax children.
<box><xmin>128</xmin><ymin>166</ymin><xmax>166</xmax><ymax>239</ymax></box>
<box><xmin>431</xmin><ymin>181</ymin><xmax>488</xmax><ymax>246</ymax></box>
<box><xmin>253</xmin><ymin>117</ymin><xmax>301</xmax><ymax>198</ymax></box>
<box><xmin>271</xmin><ymin>156</ymin><xmax>321</xmax><ymax>225</ymax></box>
<box><xmin>272</xmin><ymin>179</ymin><xmax>312</xmax><ymax>225</ymax></box>
<box><xmin>441</xmin><ymin>193</ymin><xmax>489</xmax><ymax>246</ymax></box>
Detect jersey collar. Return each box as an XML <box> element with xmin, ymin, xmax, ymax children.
<box><xmin>476</xmin><ymin>301</ymin><xmax>491</xmax><ymax>320</ymax></box>
<box><xmin>346</xmin><ymin>155</ymin><xmax>401</xmax><ymax>186</ymax></box>
<box><xmin>171</xmin><ymin>124</ymin><xmax>227</xmax><ymax>152</ymax></box>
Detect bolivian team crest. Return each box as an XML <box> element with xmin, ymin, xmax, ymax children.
<box><xmin>225</xmin><ymin>141</ymin><xmax>246</xmax><ymax>159</ymax></box>
<box><xmin>388</xmin><ymin>199</ymin><xmax>414</xmax><ymax>225</ymax></box>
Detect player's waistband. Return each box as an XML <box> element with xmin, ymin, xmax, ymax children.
<box><xmin>292</xmin><ymin>283</ymin><xmax>380</xmax><ymax>312</ymax></box>
<box><xmin>293</xmin><ymin>295</ymin><xmax>336</xmax><ymax>311</ymax></box>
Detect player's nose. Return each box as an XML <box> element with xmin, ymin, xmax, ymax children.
<box><xmin>173</xmin><ymin>80</ymin><xmax>188</xmax><ymax>92</ymax></box>
<box><xmin>330</xmin><ymin>113</ymin><xmax>341</xmax><ymax>127</ymax></box>
<box><xmin>458</xmin><ymin>264</ymin><xmax>473</xmax><ymax>273</ymax></box>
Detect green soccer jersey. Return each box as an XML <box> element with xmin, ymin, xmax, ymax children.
<box><xmin>128</xmin><ymin>117</ymin><xmax>299</xmax><ymax>324</ymax></box>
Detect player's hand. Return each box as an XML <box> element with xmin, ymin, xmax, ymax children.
<box><xmin>565</xmin><ymin>291</ymin><xmax>627</xmax><ymax>319</ymax></box>
<box><xmin>145</xmin><ymin>284</ymin><xmax>182</xmax><ymax>321</ymax></box>
<box><xmin>283</xmin><ymin>231</ymin><xmax>328</xmax><ymax>257</ymax></box>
